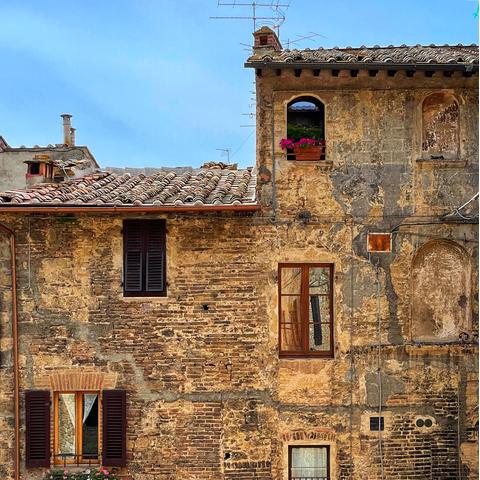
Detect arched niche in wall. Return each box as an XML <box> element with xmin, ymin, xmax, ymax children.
<box><xmin>411</xmin><ymin>240</ymin><xmax>470</xmax><ymax>342</ymax></box>
<box><xmin>287</xmin><ymin>96</ymin><xmax>325</xmax><ymax>140</ymax></box>
<box><xmin>286</xmin><ymin>96</ymin><xmax>326</xmax><ymax>160</ymax></box>
<box><xmin>421</xmin><ymin>92</ymin><xmax>459</xmax><ymax>159</ymax></box>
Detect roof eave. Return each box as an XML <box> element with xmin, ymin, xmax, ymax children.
<box><xmin>0</xmin><ymin>204</ymin><xmax>261</xmax><ymax>214</ymax></box>
<box><xmin>245</xmin><ymin>61</ymin><xmax>479</xmax><ymax>72</ymax></box>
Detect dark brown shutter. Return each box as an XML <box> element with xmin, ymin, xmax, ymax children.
<box><xmin>124</xmin><ymin>221</ymin><xmax>143</xmax><ymax>292</ymax></box>
<box><xmin>123</xmin><ymin>220</ymin><xmax>166</xmax><ymax>296</ymax></box>
<box><xmin>25</xmin><ymin>390</ymin><xmax>50</xmax><ymax>468</ymax></box>
<box><xmin>145</xmin><ymin>221</ymin><xmax>166</xmax><ymax>292</ymax></box>
<box><xmin>102</xmin><ymin>390</ymin><xmax>127</xmax><ymax>467</ymax></box>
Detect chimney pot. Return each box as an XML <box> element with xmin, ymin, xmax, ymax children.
<box><xmin>70</xmin><ymin>127</ymin><xmax>76</xmax><ymax>146</ymax></box>
<box><xmin>253</xmin><ymin>26</ymin><xmax>282</xmax><ymax>52</ymax></box>
<box><xmin>61</xmin><ymin>114</ymin><xmax>73</xmax><ymax>146</ymax></box>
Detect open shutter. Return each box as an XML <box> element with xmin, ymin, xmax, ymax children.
<box><xmin>146</xmin><ymin>221</ymin><xmax>166</xmax><ymax>292</ymax></box>
<box><xmin>25</xmin><ymin>390</ymin><xmax>50</xmax><ymax>468</ymax></box>
<box><xmin>124</xmin><ymin>221</ymin><xmax>143</xmax><ymax>293</ymax></box>
<box><xmin>102</xmin><ymin>390</ymin><xmax>127</xmax><ymax>467</ymax></box>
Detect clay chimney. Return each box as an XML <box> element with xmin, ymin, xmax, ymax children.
<box><xmin>61</xmin><ymin>114</ymin><xmax>72</xmax><ymax>146</ymax></box>
<box><xmin>70</xmin><ymin>127</ymin><xmax>76</xmax><ymax>146</ymax></box>
<box><xmin>253</xmin><ymin>26</ymin><xmax>282</xmax><ymax>52</ymax></box>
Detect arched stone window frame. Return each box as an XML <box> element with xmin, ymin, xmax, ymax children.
<box><xmin>419</xmin><ymin>90</ymin><xmax>461</xmax><ymax>161</ymax></box>
<box><xmin>410</xmin><ymin>239</ymin><xmax>471</xmax><ymax>342</ymax></box>
<box><xmin>283</xmin><ymin>94</ymin><xmax>327</xmax><ymax>161</ymax></box>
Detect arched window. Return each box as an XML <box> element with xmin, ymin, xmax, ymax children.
<box><xmin>422</xmin><ymin>92</ymin><xmax>459</xmax><ymax>159</ymax></box>
<box><xmin>411</xmin><ymin>240</ymin><xmax>470</xmax><ymax>342</ymax></box>
<box><xmin>285</xmin><ymin>96</ymin><xmax>326</xmax><ymax>161</ymax></box>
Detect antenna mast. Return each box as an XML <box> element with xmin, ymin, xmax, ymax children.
<box><xmin>216</xmin><ymin>148</ymin><xmax>232</xmax><ymax>163</ymax></box>
<box><xmin>210</xmin><ymin>1</ymin><xmax>291</xmax><ymax>37</ymax></box>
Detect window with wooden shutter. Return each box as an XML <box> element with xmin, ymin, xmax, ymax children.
<box><xmin>102</xmin><ymin>390</ymin><xmax>127</xmax><ymax>467</ymax></box>
<box><xmin>26</xmin><ymin>390</ymin><xmax>51</xmax><ymax>468</ymax></box>
<box><xmin>123</xmin><ymin>220</ymin><xmax>166</xmax><ymax>296</ymax></box>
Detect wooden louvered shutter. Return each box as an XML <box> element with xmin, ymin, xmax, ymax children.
<box><xmin>124</xmin><ymin>221</ymin><xmax>143</xmax><ymax>293</ymax></box>
<box><xmin>145</xmin><ymin>221</ymin><xmax>166</xmax><ymax>292</ymax></box>
<box><xmin>102</xmin><ymin>390</ymin><xmax>127</xmax><ymax>467</ymax></box>
<box><xmin>25</xmin><ymin>390</ymin><xmax>51</xmax><ymax>468</ymax></box>
<box><xmin>123</xmin><ymin>220</ymin><xmax>166</xmax><ymax>296</ymax></box>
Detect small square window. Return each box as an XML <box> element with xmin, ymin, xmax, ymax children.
<box><xmin>289</xmin><ymin>446</ymin><xmax>330</xmax><ymax>480</ymax></box>
<box><xmin>370</xmin><ymin>416</ymin><xmax>385</xmax><ymax>431</ymax></box>
<box><xmin>28</xmin><ymin>163</ymin><xmax>41</xmax><ymax>175</ymax></box>
<box><xmin>367</xmin><ymin>233</ymin><xmax>392</xmax><ymax>253</ymax></box>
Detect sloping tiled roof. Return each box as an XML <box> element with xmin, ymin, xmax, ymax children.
<box><xmin>0</xmin><ymin>168</ymin><xmax>257</xmax><ymax>208</ymax></box>
<box><xmin>247</xmin><ymin>44</ymin><xmax>479</xmax><ymax>67</ymax></box>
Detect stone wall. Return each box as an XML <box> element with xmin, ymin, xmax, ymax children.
<box><xmin>0</xmin><ymin>208</ymin><xmax>477</xmax><ymax>479</ymax></box>
<box><xmin>0</xmin><ymin>69</ymin><xmax>478</xmax><ymax>479</ymax></box>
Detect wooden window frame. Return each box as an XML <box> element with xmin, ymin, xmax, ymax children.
<box><xmin>288</xmin><ymin>445</ymin><xmax>330</xmax><ymax>480</ymax></box>
<box><xmin>278</xmin><ymin>263</ymin><xmax>334</xmax><ymax>358</ymax></box>
<box><xmin>53</xmin><ymin>391</ymin><xmax>100</xmax><ymax>466</ymax></box>
<box><xmin>123</xmin><ymin>219</ymin><xmax>167</xmax><ymax>297</ymax></box>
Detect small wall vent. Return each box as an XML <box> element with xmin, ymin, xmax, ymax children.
<box><xmin>367</xmin><ymin>233</ymin><xmax>392</xmax><ymax>253</ymax></box>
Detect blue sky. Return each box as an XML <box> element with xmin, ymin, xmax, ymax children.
<box><xmin>0</xmin><ymin>0</ymin><xmax>478</xmax><ymax>169</ymax></box>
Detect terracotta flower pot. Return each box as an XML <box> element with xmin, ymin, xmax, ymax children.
<box><xmin>292</xmin><ymin>144</ymin><xmax>325</xmax><ymax>161</ymax></box>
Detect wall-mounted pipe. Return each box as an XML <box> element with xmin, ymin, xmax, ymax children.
<box><xmin>0</xmin><ymin>222</ymin><xmax>19</xmax><ymax>480</ymax></box>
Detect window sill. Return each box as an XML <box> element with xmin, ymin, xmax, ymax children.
<box><xmin>286</xmin><ymin>159</ymin><xmax>334</xmax><ymax>169</ymax></box>
<box><xmin>415</xmin><ymin>158</ymin><xmax>467</xmax><ymax>168</ymax></box>
<box><xmin>279</xmin><ymin>354</ymin><xmax>334</xmax><ymax>360</ymax></box>
<box><xmin>121</xmin><ymin>294</ymin><xmax>169</xmax><ymax>302</ymax></box>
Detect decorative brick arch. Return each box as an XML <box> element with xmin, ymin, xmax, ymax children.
<box><xmin>34</xmin><ymin>370</ymin><xmax>118</xmax><ymax>391</ymax></box>
<box><xmin>281</xmin><ymin>429</ymin><xmax>336</xmax><ymax>443</ymax></box>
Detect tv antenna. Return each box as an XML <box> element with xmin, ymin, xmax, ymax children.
<box><xmin>216</xmin><ymin>148</ymin><xmax>232</xmax><ymax>163</ymax></box>
<box><xmin>284</xmin><ymin>32</ymin><xmax>327</xmax><ymax>50</ymax></box>
<box><xmin>210</xmin><ymin>1</ymin><xmax>291</xmax><ymax>36</ymax></box>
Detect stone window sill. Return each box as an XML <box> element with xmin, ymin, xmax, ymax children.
<box><xmin>416</xmin><ymin>158</ymin><xmax>467</xmax><ymax>168</ymax></box>
<box><xmin>287</xmin><ymin>160</ymin><xmax>334</xmax><ymax>169</ymax></box>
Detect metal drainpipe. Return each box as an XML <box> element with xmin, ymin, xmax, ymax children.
<box><xmin>271</xmin><ymin>93</ymin><xmax>277</xmax><ymax>221</ymax></box>
<box><xmin>0</xmin><ymin>223</ymin><xmax>20</xmax><ymax>480</ymax></box>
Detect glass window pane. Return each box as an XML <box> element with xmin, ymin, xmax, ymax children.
<box><xmin>281</xmin><ymin>267</ymin><xmax>302</xmax><ymax>294</ymax></box>
<box><xmin>58</xmin><ymin>393</ymin><xmax>76</xmax><ymax>458</ymax></box>
<box><xmin>82</xmin><ymin>394</ymin><xmax>99</xmax><ymax>460</ymax></box>
<box><xmin>309</xmin><ymin>267</ymin><xmax>330</xmax><ymax>294</ymax></box>
<box><xmin>280</xmin><ymin>296</ymin><xmax>302</xmax><ymax>351</ymax></box>
<box><xmin>291</xmin><ymin>447</ymin><xmax>328</xmax><ymax>479</ymax></box>
<box><xmin>309</xmin><ymin>296</ymin><xmax>331</xmax><ymax>351</ymax></box>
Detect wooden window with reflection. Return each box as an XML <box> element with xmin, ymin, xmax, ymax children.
<box><xmin>54</xmin><ymin>391</ymin><xmax>100</xmax><ymax>465</ymax></box>
<box><xmin>279</xmin><ymin>264</ymin><xmax>334</xmax><ymax>357</ymax></box>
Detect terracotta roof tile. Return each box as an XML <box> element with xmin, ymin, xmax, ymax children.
<box><xmin>0</xmin><ymin>168</ymin><xmax>258</xmax><ymax>208</ymax></box>
<box><xmin>247</xmin><ymin>44</ymin><xmax>479</xmax><ymax>67</ymax></box>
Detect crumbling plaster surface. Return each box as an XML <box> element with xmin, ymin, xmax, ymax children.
<box><xmin>0</xmin><ymin>68</ymin><xmax>477</xmax><ymax>480</ymax></box>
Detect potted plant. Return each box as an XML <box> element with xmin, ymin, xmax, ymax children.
<box><xmin>43</xmin><ymin>467</ymin><xmax>119</xmax><ymax>480</ymax></box>
<box><xmin>280</xmin><ymin>124</ymin><xmax>326</xmax><ymax>161</ymax></box>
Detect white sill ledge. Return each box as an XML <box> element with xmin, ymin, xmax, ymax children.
<box><xmin>415</xmin><ymin>158</ymin><xmax>467</xmax><ymax>168</ymax></box>
<box><xmin>286</xmin><ymin>159</ymin><xmax>334</xmax><ymax>168</ymax></box>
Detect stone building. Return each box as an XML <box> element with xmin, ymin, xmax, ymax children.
<box><xmin>0</xmin><ymin>114</ymin><xmax>98</xmax><ymax>192</ymax></box>
<box><xmin>0</xmin><ymin>28</ymin><xmax>478</xmax><ymax>480</ymax></box>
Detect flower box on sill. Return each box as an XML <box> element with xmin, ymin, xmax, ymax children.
<box><xmin>281</xmin><ymin>138</ymin><xmax>326</xmax><ymax>161</ymax></box>
<box><xmin>291</xmin><ymin>144</ymin><xmax>325</xmax><ymax>161</ymax></box>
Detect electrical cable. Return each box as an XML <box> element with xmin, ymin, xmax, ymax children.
<box><xmin>375</xmin><ymin>264</ymin><xmax>385</xmax><ymax>480</ymax></box>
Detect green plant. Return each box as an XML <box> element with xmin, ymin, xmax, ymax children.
<box><xmin>286</xmin><ymin>123</ymin><xmax>323</xmax><ymax>142</ymax></box>
<box><xmin>43</xmin><ymin>467</ymin><xmax>119</xmax><ymax>480</ymax></box>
